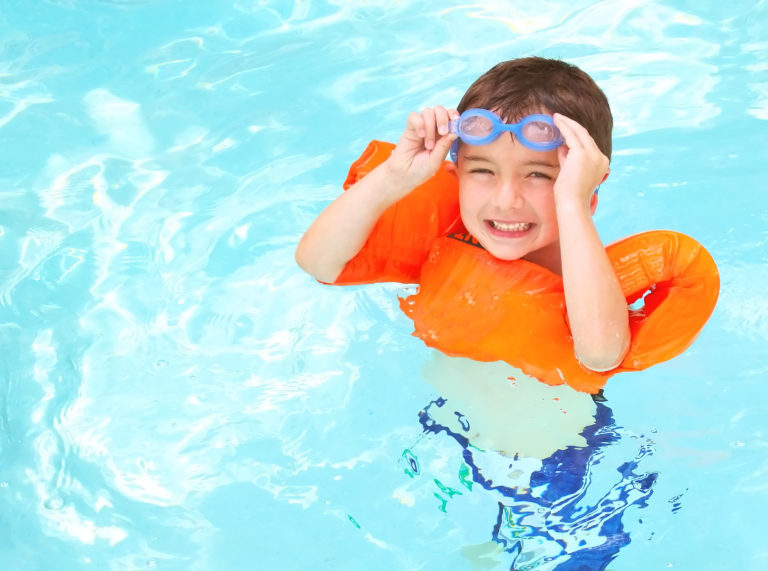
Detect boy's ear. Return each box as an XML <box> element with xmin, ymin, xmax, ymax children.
<box><xmin>444</xmin><ymin>161</ymin><xmax>458</xmax><ymax>177</ymax></box>
<box><xmin>590</xmin><ymin>169</ymin><xmax>609</xmax><ymax>215</ymax></box>
<box><xmin>589</xmin><ymin>191</ymin><xmax>599</xmax><ymax>215</ymax></box>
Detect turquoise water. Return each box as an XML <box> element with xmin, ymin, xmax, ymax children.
<box><xmin>1</xmin><ymin>1</ymin><xmax>767</xmax><ymax>569</ymax></box>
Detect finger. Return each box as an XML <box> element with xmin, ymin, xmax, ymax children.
<box><xmin>434</xmin><ymin>105</ymin><xmax>451</xmax><ymax>136</ymax></box>
<box><xmin>553</xmin><ymin>113</ymin><xmax>583</xmax><ymax>148</ymax></box>
<box><xmin>421</xmin><ymin>108</ymin><xmax>437</xmax><ymax>150</ymax></box>
<box><xmin>433</xmin><ymin>131</ymin><xmax>458</xmax><ymax>162</ymax></box>
<box><xmin>554</xmin><ymin>113</ymin><xmax>598</xmax><ymax>151</ymax></box>
<box><xmin>406</xmin><ymin>111</ymin><xmax>426</xmax><ymax>141</ymax></box>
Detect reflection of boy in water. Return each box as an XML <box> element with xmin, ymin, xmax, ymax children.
<box><xmin>414</xmin><ymin>355</ymin><xmax>657</xmax><ymax>570</ymax></box>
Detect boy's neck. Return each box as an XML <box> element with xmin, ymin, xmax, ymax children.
<box><xmin>522</xmin><ymin>243</ymin><xmax>562</xmax><ymax>276</ymax></box>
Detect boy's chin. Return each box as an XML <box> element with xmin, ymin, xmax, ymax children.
<box><xmin>478</xmin><ymin>239</ymin><xmax>527</xmax><ymax>261</ymax></box>
<box><xmin>472</xmin><ymin>226</ymin><xmax>537</xmax><ymax>260</ymax></box>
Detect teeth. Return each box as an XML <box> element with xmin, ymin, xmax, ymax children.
<box><xmin>490</xmin><ymin>221</ymin><xmax>532</xmax><ymax>232</ymax></box>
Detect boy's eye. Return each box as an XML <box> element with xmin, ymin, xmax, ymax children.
<box><xmin>469</xmin><ymin>168</ymin><xmax>494</xmax><ymax>175</ymax></box>
<box><xmin>529</xmin><ymin>171</ymin><xmax>553</xmax><ymax>180</ymax></box>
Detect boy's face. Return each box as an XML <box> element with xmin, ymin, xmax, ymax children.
<box><xmin>455</xmin><ymin>132</ymin><xmax>562</xmax><ymax>271</ymax></box>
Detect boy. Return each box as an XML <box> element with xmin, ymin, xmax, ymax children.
<box><xmin>296</xmin><ymin>57</ymin><xmax>630</xmax><ymax>377</ymax></box>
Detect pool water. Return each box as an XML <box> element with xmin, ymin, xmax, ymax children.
<box><xmin>1</xmin><ymin>1</ymin><xmax>767</xmax><ymax>569</ymax></box>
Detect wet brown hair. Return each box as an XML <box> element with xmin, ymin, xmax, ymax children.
<box><xmin>457</xmin><ymin>57</ymin><xmax>613</xmax><ymax>159</ymax></box>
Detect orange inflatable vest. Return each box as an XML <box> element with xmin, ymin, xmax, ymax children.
<box><xmin>333</xmin><ymin>141</ymin><xmax>720</xmax><ymax>393</ymax></box>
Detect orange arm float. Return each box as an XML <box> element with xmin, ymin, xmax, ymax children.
<box><xmin>333</xmin><ymin>141</ymin><xmax>464</xmax><ymax>285</ymax></box>
<box><xmin>609</xmin><ymin>231</ymin><xmax>720</xmax><ymax>370</ymax></box>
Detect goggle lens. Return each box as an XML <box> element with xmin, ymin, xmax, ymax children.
<box><xmin>521</xmin><ymin>119</ymin><xmax>559</xmax><ymax>144</ymax></box>
<box><xmin>459</xmin><ymin>115</ymin><xmax>494</xmax><ymax>139</ymax></box>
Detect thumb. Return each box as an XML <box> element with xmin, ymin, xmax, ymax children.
<box><xmin>433</xmin><ymin>133</ymin><xmax>458</xmax><ymax>163</ymax></box>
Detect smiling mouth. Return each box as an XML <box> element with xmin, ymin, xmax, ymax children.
<box><xmin>487</xmin><ymin>220</ymin><xmax>533</xmax><ymax>232</ymax></box>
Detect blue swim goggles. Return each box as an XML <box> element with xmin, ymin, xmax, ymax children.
<box><xmin>449</xmin><ymin>108</ymin><xmax>564</xmax><ymax>162</ymax></box>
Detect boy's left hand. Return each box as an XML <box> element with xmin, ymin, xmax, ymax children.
<box><xmin>552</xmin><ymin>113</ymin><xmax>609</xmax><ymax>206</ymax></box>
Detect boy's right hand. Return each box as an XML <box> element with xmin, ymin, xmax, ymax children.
<box><xmin>384</xmin><ymin>106</ymin><xmax>459</xmax><ymax>192</ymax></box>
<box><xmin>296</xmin><ymin>106</ymin><xmax>457</xmax><ymax>283</ymax></box>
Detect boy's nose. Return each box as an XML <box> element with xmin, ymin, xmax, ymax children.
<box><xmin>495</xmin><ymin>180</ymin><xmax>525</xmax><ymax>209</ymax></box>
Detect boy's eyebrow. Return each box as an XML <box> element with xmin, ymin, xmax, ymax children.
<box><xmin>523</xmin><ymin>160</ymin><xmax>559</xmax><ymax>169</ymax></box>
<box><xmin>462</xmin><ymin>154</ymin><xmax>493</xmax><ymax>163</ymax></box>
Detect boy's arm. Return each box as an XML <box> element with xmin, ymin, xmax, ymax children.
<box><xmin>295</xmin><ymin>107</ymin><xmax>458</xmax><ymax>283</ymax></box>
<box><xmin>553</xmin><ymin>114</ymin><xmax>631</xmax><ymax>372</ymax></box>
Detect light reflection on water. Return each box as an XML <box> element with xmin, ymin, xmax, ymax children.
<box><xmin>1</xmin><ymin>1</ymin><xmax>767</xmax><ymax>569</ymax></box>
